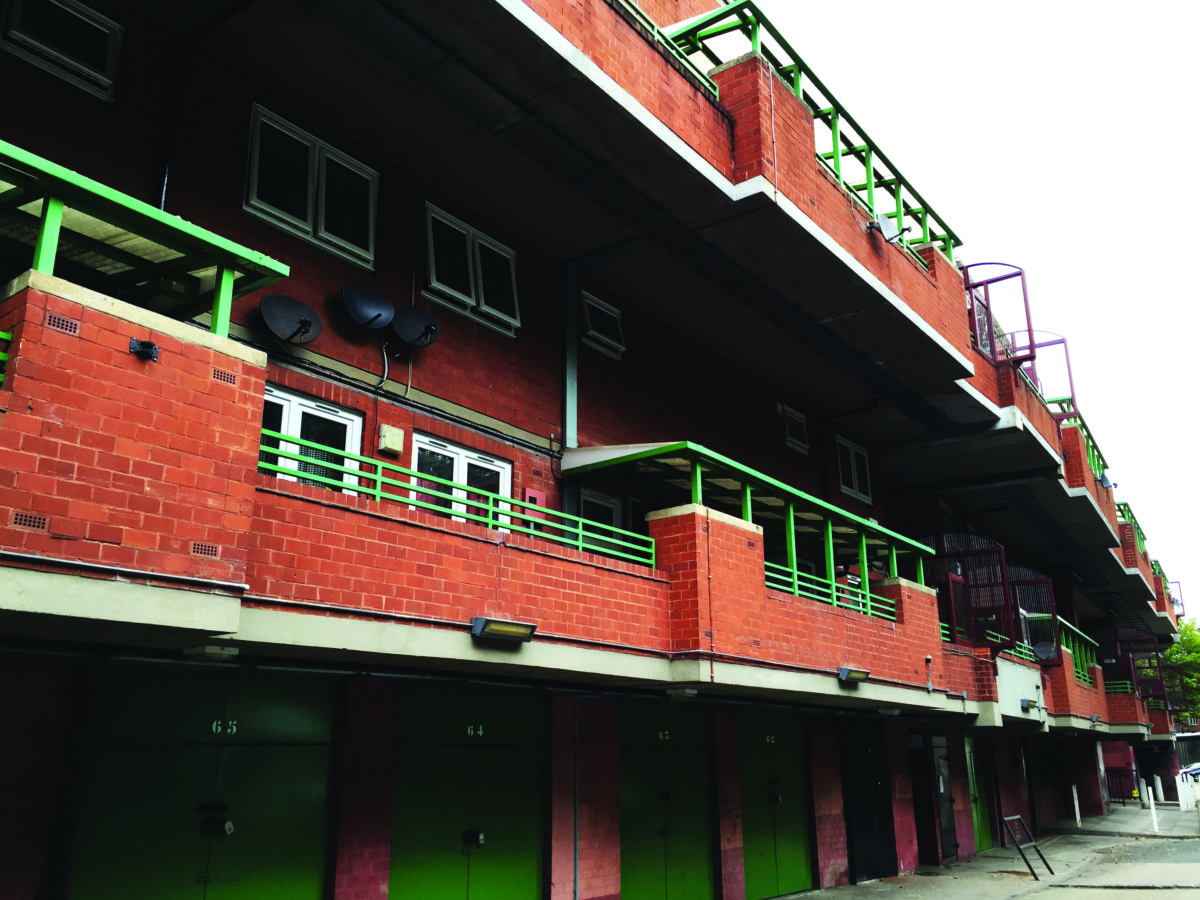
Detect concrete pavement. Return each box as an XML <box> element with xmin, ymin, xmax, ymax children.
<box><xmin>814</xmin><ymin>803</ymin><xmax>1200</xmax><ymax>899</ymax></box>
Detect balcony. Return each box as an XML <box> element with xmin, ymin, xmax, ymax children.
<box><xmin>0</xmin><ymin>139</ymin><xmax>288</xmax><ymax>335</ymax></box>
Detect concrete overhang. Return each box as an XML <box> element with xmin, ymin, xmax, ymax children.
<box><xmin>123</xmin><ymin>0</ymin><xmax>979</xmax><ymax>445</ymax></box>
<box><xmin>1046</xmin><ymin>715</ymin><xmax>1151</xmax><ymax>739</ymax></box>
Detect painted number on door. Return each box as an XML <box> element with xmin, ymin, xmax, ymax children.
<box><xmin>211</xmin><ymin>719</ymin><xmax>238</xmax><ymax>735</ymax></box>
<box><xmin>658</xmin><ymin>730</ymin><xmax>670</xmax><ymax>741</ymax></box>
<box><xmin>467</xmin><ymin>724</ymin><xmax>485</xmax><ymax>737</ymax></box>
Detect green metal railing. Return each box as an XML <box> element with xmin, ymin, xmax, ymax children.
<box><xmin>1058</xmin><ymin>616</ymin><xmax>1098</xmax><ymax>686</ymax></box>
<box><xmin>940</xmin><ymin>622</ymin><xmax>969</xmax><ymax>643</ymax></box>
<box><xmin>1048</xmin><ymin>398</ymin><xmax>1108</xmax><ymax>481</ymax></box>
<box><xmin>259</xmin><ymin>429</ymin><xmax>656</xmax><ymax>567</ymax></box>
<box><xmin>1004</xmin><ymin>641</ymin><xmax>1037</xmax><ymax>663</ymax></box>
<box><xmin>612</xmin><ymin>0</ymin><xmax>718</xmax><ymax>93</ymax></box>
<box><xmin>0</xmin><ymin>139</ymin><xmax>288</xmax><ymax>337</ymax></box>
<box><xmin>1116</xmin><ymin>502</ymin><xmax>1147</xmax><ymax>554</ymax></box>
<box><xmin>1105</xmin><ymin>681</ymin><xmax>1134</xmax><ymax>694</ymax></box>
<box><xmin>667</xmin><ymin>1</ymin><xmax>961</xmax><ymax>266</ymax></box>
<box><xmin>1146</xmin><ymin>699</ymin><xmax>1166</xmax><ymax>710</ymax></box>
<box><xmin>765</xmin><ymin>561</ymin><xmax>896</xmax><ymax>622</ymax></box>
<box><xmin>0</xmin><ymin>329</ymin><xmax>9</xmax><ymax>387</ymax></box>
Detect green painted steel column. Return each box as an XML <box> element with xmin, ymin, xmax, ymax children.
<box><xmin>830</xmin><ymin>113</ymin><xmax>843</xmax><ymax>182</ymax></box>
<box><xmin>211</xmin><ymin>265</ymin><xmax>235</xmax><ymax>338</ymax></box>
<box><xmin>888</xmin><ymin>545</ymin><xmax>898</xmax><ymax>579</ymax></box>
<box><xmin>691</xmin><ymin>462</ymin><xmax>703</xmax><ymax>506</ymax></box>
<box><xmin>741</xmin><ymin>483</ymin><xmax>752</xmax><ymax>522</ymax></box>
<box><xmin>823</xmin><ymin>519</ymin><xmax>835</xmax><ymax>601</ymax></box>
<box><xmin>785</xmin><ymin>503</ymin><xmax>798</xmax><ymax>594</ymax></box>
<box><xmin>916</xmin><ymin>555</ymin><xmax>926</xmax><ymax>586</ymax></box>
<box><xmin>858</xmin><ymin>532</ymin><xmax>870</xmax><ymax>613</ymax></box>
<box><xmin>33</xmin><ymin>196</ymin><xmax>63</xmax><ymax>274</ymax></box>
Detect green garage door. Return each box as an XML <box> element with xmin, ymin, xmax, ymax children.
<box><xmin>68</xmin><ymin>667</ymin><xmax>335</xmax><ymax>900</ymax></box>
<box><xmin>738</xmin><ymin>708</ymin><xmax>813</xmax><ymax>898</ymax></box>
<box><xmin>619</xmin><ymin>701</ymin><xmax>714</xmax><ymax>900</ymax></box>
<box><xmin>391</xmin><ymin>684</ymin><xmax>545</xmax><ymax>900</ymax></box>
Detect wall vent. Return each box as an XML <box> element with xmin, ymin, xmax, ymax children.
<box><xmin>211</xmin><ymin>368</ymin><xmax>237</xmax><ymax>386</ymax></box>
<box><xmin>46</xmin><ymin>313</ymin><xmax>80</xmax><ymax>335</ymax></box>
<box><xmin>13</xmin><ymin>511</ymin><xmax>47</xmax><ymax>530</ymax></box>
<box><xmin>751</xmin><ymin>638</ymin><xmax>762</xmax><ymax>648</ymax></box>
<box><xmin>191</xmin><ymin>542</ymin><xmax>220</xmax><ymax>558</ymax></box>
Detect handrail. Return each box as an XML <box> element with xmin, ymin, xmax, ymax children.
<box><xmin>1048</xmin><ymin>398</ymin><xmax>1109</xmax><ymax>480</ymax></box>
<box><xmin>259</xmin><ymin>429</ymin><xmax>656</xmax><ymax>567</ymax></box>
<box><xmin>0</xmin><ymin>139</ymin><xmax>289</xmax><ymax>337</ymax></box>
<box><xmin>1058</xmin><ymin>615</ymin><xmax>1097</xmax><ymax>686</ymax></box>
<box><xmin>765</xmin><ymin>561</ymin><xmax>896</xmax><ymax>622</ymax></box>
<box><xmin>667</xmin><ymin>0</ymin><xmax>961</xmax><ymax>266</ymax></box>
<box><xmin>1105</xmin><ymin>681</ymin><xmax>1135</xmax><ymax>694</ymax></box>
<box><xmin>1116</xmin><ymin>502</ymin><xmax>1147</xmax><ymax>554</ymax></box>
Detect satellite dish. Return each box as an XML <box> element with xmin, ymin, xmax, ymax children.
<box><xmin>390</xmin><ymin>305</ymin><xmax>439</xmax><ymax>348</ymax></box>
<box><xmin>869</xmin><ymin>213</ymin><xmax>911</xmax><ymax>244</ymax></box>
<box><xmin>259</xmin><ymin>294</ymin><xmax>323</xmax><ymax>344</ymax></box>
<box><xmin>1033</xmin><ymin>641</ymin><xmax>1057</xmax><ymax>661</ymax></box>
<box><xmin>341</xmin><ymin>282</ymin><xmax>394</xmax><ymax>329</ymax></box>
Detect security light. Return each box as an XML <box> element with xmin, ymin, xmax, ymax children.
<box><xmin>837</xmin><ymin>666</ymin><xmax>870</xmax><ymax>684</ymax></box>
<box><xmin>1090</xmin><ymin>715</ymin><xmax>1101</xmax><ymax>723</ymax></box>
<box><xmin>470</xmin><ymin>617</ymin><xmax>536</xmax><ymax>643</ymax></box>
<box><xmin>1020</xmin><ymin>698</ymin><xmax>1036</xmax><ymax>712</ymax></box>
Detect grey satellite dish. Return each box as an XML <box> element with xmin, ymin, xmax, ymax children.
<box><xmin>1033</xmin><ymin>641</ymin><xmax>1057</xmax><ymax>661</ymax></box>
<box><xmin>877</xmin><ymin>213</ymin><xmax>900</xmax><ymax>242</ymax></box>
<box><xmin>259</xmin><ymin>294</ymin><xmax>322</xmax><ymax>344</ymax></box>
<box><xmin>390</xmin><ymin>306</ymin><xmax>439</xmax><ymax>349</ymax></box>
<box><xmin>341</xmin><ymin>282</ymin><xmax>394</xmax><ymax>329</ymax></box>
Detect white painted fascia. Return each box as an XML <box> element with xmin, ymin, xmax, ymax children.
<box><xmin>490</xmin><ymin>0</ymin><xmax>975</xmax><ymax>375</ymax></box>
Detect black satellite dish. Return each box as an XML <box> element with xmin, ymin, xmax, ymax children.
<box><xmin>341</xmin><ymin>282</ymin><xmax>394</xmax><ymax>329</ymax></box>
<box><xmin>259</xmin><ymin>294</ymin><xmax>323</xmax><ymax>344</ymax></box>
<box><xmin>1033</xmin><ymin>641</ymin><xmax>1057</xmax><ymax>661</ymax></box>
<box><xmin>390</xmin><ymin>306</ymin><xmax>439</xmax><ymax>349</ymax></box>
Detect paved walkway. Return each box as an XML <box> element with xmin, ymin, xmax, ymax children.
<box><xmin>814</xmin><ymin>803</ymin><xmax>1200</xmax><ymax>899</ymax></box>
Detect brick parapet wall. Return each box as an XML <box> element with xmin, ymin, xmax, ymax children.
<box><xmin>709</xmin><ymin>56</ymin><xmax>974</xmax><ymax>361</ymax></box>
<box><xmin>1060</xmin><ymin>425</ymin><xmax>1119</xmax><ymax>532</ymax></box>
<box><xmin>1104</xmin><ymin>691</ymin><xmax>1148</xmax><ymax>726</ymax></box>
<box><xmin>1149</xmin><ymin>707</ymin><xmax>1173</xmax><ymax>735</ymax></box>
<box><xmin>1043</xmin><ymin>651</ymin><xmax>1106</xmax><ymax>721</ymax></box>
<box><xmin>0</xmin><ymin>286</ymin><xmax>263</xmax><ymax>585</ymax></box>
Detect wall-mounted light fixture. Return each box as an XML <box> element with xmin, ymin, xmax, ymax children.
<box><xmin>470</xmin><ymin>616</ymin><xmax>536</xmax><ymax>643</ymax></box>
<box><xmin>1089</xmin><ymin>714</ymin><xmax>1101</xmax><ymax>724</ymax></box>
<box><xmin>837</xmin><ymin>666</ymin><xmax>870</xmax><ymax>685</ymax></box>
<box><xmin>1020</xmin><ymin>698</ymin><xmax>1037</xmax><ymax>712</ymax></box>
<box><xmin>129</xmin><ymin>337</ymin><xmax>159</xmax><ymax>361</ymax></box>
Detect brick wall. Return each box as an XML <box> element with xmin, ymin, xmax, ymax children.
<box><xmin>714</xmin><ymin>707</ymin><xmax>746</xmax><ymax>900</ymax></box>
<box><xmin>1043</xmin><ymin>652</ymin><xmax>1106</xmax><ymax>722</ymax></box>
<box><xmin>1060</xmin><ymin>425</ymin><xmax>1118</xmax><ymax>532</ymax></box>
<box><xmin>992</xmin><ymin>733</ymin><xmax>1032</xmax><ymax>830</ymax></box>
<box><xmin>810</xmin><ymin>719</ymin><xmax>849</xmax><ymax>887</ymax></box>
<box><xmin>946</xmin><ymin>729</ymin><xmax>976</xmax><ymax>860</ymax></box>
<box><xmin>1104</xmin><ymin>692</ymin><xmax>1149</xmax><ymax>727</ymax></box>
<box><xmin>887</xmin><ymin>723</ymin><xmax>919</xmax><ymax>873</ymax></box>
<box><xmin>333</xmin><ymin>679</ymin><xmax>400</xmax><ymax>900</ymax></box>
<box><xmin>0</xmin><ymin>286</ymin><xmax>264</xmax><ymax>586</ymax></box>
<box><xmin>578</xmin><ymin>700</ymin><xmax>622</xmax><ymax>900</ymax></box>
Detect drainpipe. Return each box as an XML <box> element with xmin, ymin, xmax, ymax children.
<box><xmin>562</xmin><ymin>238</ymin><xmax>647</xmax><ymax>512</ymax></box>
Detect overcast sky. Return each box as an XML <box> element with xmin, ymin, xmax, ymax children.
<box><xmin>747</xmin><ymin>1</ymin><xmax>1198</xmax><ymax>623</ymax></box>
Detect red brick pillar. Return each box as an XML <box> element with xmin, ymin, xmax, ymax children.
<box><xmin>887</xmin><ymin>722</ymin><xmax>918</xmax><ymax>872</ymax></box>
<box><xmin>714</xmin><ymin>707</ymin><xmax>745</xmax><ymax>900</ymax></box>
<box><xmin>333</xmin><ymin>678</ymin><xmax>401</xmax><ymax>900</ymax></box>
<box><xmin>810</xmin><ymin>719</ymin><xmax>849</xmax><ymax>886</ymax></box>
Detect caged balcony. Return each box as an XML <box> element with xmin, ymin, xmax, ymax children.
<box><xmin>931</xmin><ymin>532</ymin><xmax>1059</xmax><ymax>663</ymax></box>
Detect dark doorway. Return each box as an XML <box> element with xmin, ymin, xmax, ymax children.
<box><xmin>843</xmin><ymin>720</ymin><xmax>898</xmax><ymax>883</ymax></box>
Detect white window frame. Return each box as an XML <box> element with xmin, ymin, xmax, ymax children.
<box><xmin>836</xmin><ymin>436</ymin><xmax>872</xmax><ymax>504</ymax></box>
<box><xmin>1</xmin><ymin>0</ymin><xmax>123</xmax><ymax>100</ymax></box>
<box><xmin>411</xmin><ymin>433</ymin><xmax>512</xmax><ymax>523</ymax></box>
<box><xmin>581</xmin><ymin>293</ymin><xmax>625</xmax><ymax>359</ymax></box>
<box><xmin>424</xmin><ymin>203</ymin><xmax>519</xmax><ymax>336</ymax></box>
<box><xmin>580</xmin><ymin>487</ymin><xmax>623</xmax><ymax>529</ymax></box>
<box><xmin>246</xmin><ymin>105</ymin><xmax>378</xmax><ymax>268</ymax></box>
<box><xmin>261</xmin><ymin>385</ymin><xmax>362</xmax><ymax>491</ymax></box>
<box><xmin>779</xmin><ymin>403</ymin><xmax>809</xmax><ymax>454</ymax></box>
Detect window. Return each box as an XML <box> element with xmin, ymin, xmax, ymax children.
<box><xmin>425</xmin><ymin>204</ymin><xmax>519</xmax><ymax>335</ymax></box>
<box><xmin>412</xmin><ymin>433</ymin><xmax>512</xmax><ymax>521</ymax></box>
<box><xmin>836</xmin><ymin>436</ymin><xmax>871</xmax><ymax>503</ymax></box>
<box><xmin>1</xmin><ymin>0</ymin><xmax>123</xmax><ymax>100</ymax></box>
<box><xmin>246</xmin><ymin>105</ymin><xmax>378</xmax><ymax>267</ymax></box>
<box><xmin>580</xmin><ymin>487</ymin><xmax>629</xmax><ymax>555</ymax></box>
<box><xmin>259</xmin><ymin>386</ymin><xmax>362</xmax><ymax>490</ymax></box>
<box><xmin>581</xmin><ymin>293</ymin><xmax>625</xmax><ymax>359</ymax></box>
<box><xmin>779</xmin><ymin>404</ymin><xmax>809</xmax><ymax>454</ymax></box>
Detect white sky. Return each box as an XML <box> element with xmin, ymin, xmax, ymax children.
<box><xmin>749</xmin><ymin>0</ymin><xmax>1198</xmax><ymax>622</ymax></box>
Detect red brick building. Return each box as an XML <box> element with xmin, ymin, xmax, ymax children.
<box><xmin>0</xmin><ymin>0</ymin><xmax>1183</xmax><ymax>897</ymax></box>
